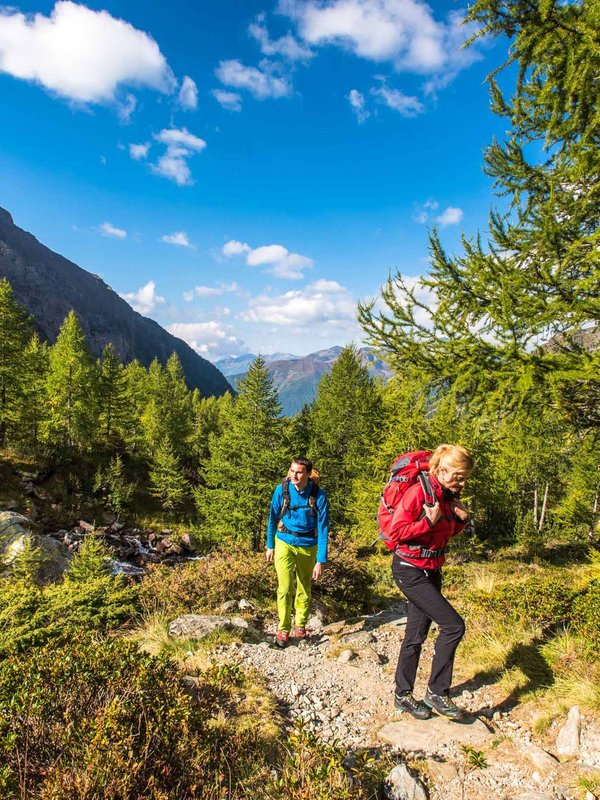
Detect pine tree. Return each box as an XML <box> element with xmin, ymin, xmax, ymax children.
<box><xmin>93</xmin><ymin>454</ymin><xmax>136</xmax><ymax>516</ymax></box>
<box><xmin>16</xmin><ymin>334</ymin><xmax>49</xmax><ymax>451</ymax></box>
<box><xmin>45</xmin><ymin>312</ymin><xmax>98</xmax><ymax>450</ymax></box>
<box><xmin>141</xmin><ymin>355</ymin><xmax>193</xmax><ymax>459</ymax></box>
<box><xmin>122</xmin><ymin>359</ymin><xmax>149</xmax><ymax>453</ymax></box>
<box><xmin>148</xmin><ymin>437</ymin><xmax>189</xmax><ymax>511</ymax></box>
<box><xmin>358</xmin><ymin>0</ymin><xmax>600</xmax><ymax>430</ymax></box>
<box><xmin>0</xmin><ymin>279</ymin><xmax>32</xmax><ymax>447</ymax></box>
<box><xmin>98</xmin><ymin>343</ymin><xmax>129</xmax><ymax>442</ymax></box>
<box><xmin>188</xmin><ymin>391</ymin><xmax>233</xmax><ymax>469</ymax></box>
<box><xmin>66</xmin><ymin>535</ymin><xmax>111</xmax><ymax>582</ymax></box>
<box><xmin>309</xmin><ymin>346</ymin><xmax>383</xmax><ymax>527</ymax></box>
<box><xmin>195</xmin><ymin>357</ymin><xmax>286</xmax><ymax>549</ymax></box>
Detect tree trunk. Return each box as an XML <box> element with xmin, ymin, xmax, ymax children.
<box><xmin>538</xmin><ymin>482</ymin><xmax>549</xmax><ymax>532</ymax></box>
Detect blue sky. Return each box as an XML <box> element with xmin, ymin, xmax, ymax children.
<box><xmin>0</xmin><ymin>0</ymin><xmax>510</xmax><ymax>360</ymax></box>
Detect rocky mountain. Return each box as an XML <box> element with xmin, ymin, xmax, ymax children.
<box><xmin>0</xmin><ymin>207</ymin><xmax>230</xmax><ymax>396</ymax></box>
<box><xmin>216</xmin><ymin>352</ymin><xmax>299</xmax><ymax>378</ymax></box>
<box><xmin>219</xmin><ymin>346</ymin><xmax>393</xmax><ymax>416</ymax></box>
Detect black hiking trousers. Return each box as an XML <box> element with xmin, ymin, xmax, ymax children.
<box><xmin>392</xmin><ymin>555</ymin><xmax>465</xmax><ymax>697</ymax></box>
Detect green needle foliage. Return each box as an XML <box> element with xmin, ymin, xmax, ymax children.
<box><xmin>0</xmin><ymin>278</ymin><xmax>32</xmax><ymax>447</ymax></box>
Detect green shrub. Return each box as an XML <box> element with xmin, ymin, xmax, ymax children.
<box><xmin>139</xmin><ymin>550</ymin><xmax>277</xmax><ymax>616</ymax></box>
<box><xmin>572</xmin><ymin>579</ymin><xmax>600</xmax><ymax>656</ymax></box>
<box><xmin>464</xmin><ymin>576</ymin><xmax>575</xmax><ymax>627</ymax></box>
<box><xmin>65</xmin><ymin>533</ymin><xmax>111</xmax><ymax>582</ymax></box>
<box><xmin>313</xmin><ymin>536</ymin><xmax>375</xmax><ymax>616</ymax></box>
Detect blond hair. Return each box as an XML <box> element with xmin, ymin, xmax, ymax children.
<box><xmin>429</xmin><ymin>444</ymin><xmax>474</xmax><ymax>476</ymax></box>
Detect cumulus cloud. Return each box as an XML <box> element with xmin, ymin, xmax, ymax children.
<box><xmin>212</xmin><ymin>88</ymin><xmax>243</xmax><ymax>111</ymax></box>
<box><xmin>177</xmin><ymin>75</ymin><xmax>198</xmax><ymax>110</ymax></box>
<box><xmin>160</xmin><ymin>231</ymin><xmax>193</xmax><ymax>247</ymax></box>
<box><xmin>348</xmin><ymin>88</ymin><xmax>369</xmax><ymax>123</ymax></box>
<box><xmin>249</xmin><ymin>19</ymin><xmax>313</xmax><ymax>61</ymax></box>
<box><xmin>0</xmin><ymin>0</ymin><xmax>176</xmax><ymax>108</ymax></box>
<box><xmin>223</xmin><ymin>240</ymin><xmax>313</xmax><ymax>280</ymax></box>
<box><xmin>99</xmin><ymin>222</ymin><xmax>127</xmax><ymax>239</ymax></box>
<box><xmin>412</xmin><ymin>198</ymin><xmax>439</xmax><ymax>224</ymax></box>
<box><xmin>121</xmin><ymin>280</ymin><xmax>166</xmax><ymax>315</ymax></box>
<box><xmin>129</xmin><ymin>142</ymin><xmax>150</xmax><ymax>160</ymax></box>
<box><xmin>215</xmin><ymin>59</ymin><xmax>292</xmax><ymax>99</ymax></box>
<box><xmin>151</xmin><ymin>127</ymin><xmax>207</xmax><ymax>186</ymax></box>
<box><xmin>183</xmin><ymin>282</ymin><xmax>239</xmax><ymax>300</ymax></box>
<box><xmin>167</xmin><ymin>321</ymin><xmax>247</xmax><ymax>358</ymax></box>
<box><xmin>370</xmin><ymin>83</ymin><xmax>424</xmax><ymax>117</ymax></box>
<box><xmin>240</xmin><ymin>279</ymin><xmax>355</xmax><ymax>326</ymax></box>
<box><xmin>436</xmin><ymin>206</ymin><xmax>463</xmax><ymax>227</ymax></box>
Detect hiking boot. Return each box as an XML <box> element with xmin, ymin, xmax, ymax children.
<box><xmin>423</xmin><ymin>689</ymin><xmax>465</xmax><ymax>720</ymax></box>
<box><xmin>276</xmin><ymin>630</ymin><xmax>289</xmax><ymax>648</ymax></box>
<box><xmin>394</xmin><ymin>692</ymin><xmax>432</xmax><ymax>720</ymax></box>
<box><xmin>293</xmin><ymin>626</ymin><xmax>307</xmax><ymax>640</ymax></box>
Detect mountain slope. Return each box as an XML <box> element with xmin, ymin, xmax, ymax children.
<box><xmin>0</xmin><ymin>207</ymin><xmax>229</xmax><ymax>396</ymax></box>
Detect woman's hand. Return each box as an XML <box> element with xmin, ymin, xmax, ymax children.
<box><xmin>424</xmin><ymin>501</ymin><xmax>441</xmax><ymax>525</ymax></box>
<box><xmin>452</xmin><ymin>500</ymin><xmax>469</xmax><ymax>521</ymax></box>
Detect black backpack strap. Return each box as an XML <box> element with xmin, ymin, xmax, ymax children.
<box><xmin>418</xmin><ymin>472</ymin><xmax>435</xmax><ymax>507</ymax></box>
<box><xmin>280</xmin><ymin>478</ymin><xmax>291</xmax><ymax>520</ymax></box>
<box><xmin>307</xmin><ymin>479</ymin><xmax>319</xmax><ymax>517</ymax></box>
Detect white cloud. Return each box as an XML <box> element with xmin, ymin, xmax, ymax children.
<box><xmin>160</xmin><ymin>231</ymin><xmax>193</xmax><ymax>248</ymax></box>
<box><xmin>0</xmin><ymin>0</ymin><xmax>176</xmax><ymax>107</ymax></box>
<box><xmin>177</xmin><ymin>75</ymin><xmax>198</xmax><ymax>110</ymax></box>
<box><xmin>223</xmin><ymin>240</ymin><xmax>313</xmax><ymax>279</ymax></box>
<box><xmin>223</xmin><ymin>239</ymin><xmax>251</xmax><ymax>257</ymax></box>
<box><xmin>212</xmin><ymin>88</ymin><xmax>243</xmax><ymax>111</ymax></box>
<box><xmin>121</xmin><ymin>280</ymin><xmax>166</xmax><ymax>315</ymax></box>
<box><xmin>99</xmin><ymin>222</ymin><xmax>127</xmax><ymax>239</ymax></box>
<box><xmin>240</xmin><ymin>279</ymin><xmax>355</xmax><ymax>326</ymax></box>
<box><xmin>436</xmin><ymin>206</ymin><xmax>463</xmax><ymax>227</ymax></box>
<box><xmin>215</xmin><ymin>59</ymin><xmax>292</xmax><ymax>99</ymax></box>
<box><xmin>249</xmin><ymin>19</ymin><xmax>313</xmax><ymax>61</ymax></box>
<box><xmin>278</xmin><ymin>0</ymin><xmax>483</xmax><ymax>92</ymax></box>
<box><xmin>348</xmin><ymin>88</ymin><xmax>369</xmax><ymax>123</ymax></box>
<box><xmin>129</xmin><ymin>142</ymin><xmax>150</xmax><ymax>160</ymax></box>
<box><xmin>150</xmin><ymin>127</ymin><xmax>207</xmax><ymax>186</ymax></box>
<box><xmin>183</xmin><ymin>282</ymin><xmax>239</xmax><ymax>300</ymax></box>
<box><xmin>168</xmin><ymin>321</ymin><xmax>247</xmax><ymax>358</ymax></box>
<box><xmin>370</xmin><ymin>84</ymin><xmax>424</xmax><ymax>117</ymax></box>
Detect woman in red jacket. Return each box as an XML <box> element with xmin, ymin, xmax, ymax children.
<box><xmin>390</xmin><ymin>444</ymin><xmax>474</xmax><ymax>721</ymax></box>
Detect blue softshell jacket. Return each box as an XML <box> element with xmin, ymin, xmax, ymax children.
<box><xmin>266</xmin><ymin>479</ymin><xmax>329</xmax><ymax>563</ymax></box>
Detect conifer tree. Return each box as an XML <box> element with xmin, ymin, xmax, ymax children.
<box><xmin>309</xmin><ymin>346</ymin><xmax>383</xmax><ymax>526</ymax></box>
<box><xmin>66</xmin><ymin>535</ymin><xmax>111</xmax><ymax>582</ymax></box>
<box><xmin>148</xmin><ymin>437</ymin><xmax>189</xmax><ymax>511</ymax></box>
<box><xmin>195</xmin><ymin>357</ymin><xmax>286</xmax><ymax>549</ymax></box>
<box><xmin>45</xmin><ymin>312</ymin><xmax>98</xmax><ymax>450</ymax></box>
<box><xmin>17</xmin><ymin>334</ymin><xmax>49</xmax><ymax>451</ymax></box>
<box><xmin>93</xmin><ymin>454</ymin><xmax>136</xmax><ymax>516</ymax></box>
<box><xmin>0</xmin><ymin>279</ymin><xmax>32</xmax><ymax>446</ymax></box>
<box><xmin>358</xmin><ymin>0</ymin><xmax>600</xmax><ymax>430</ymax></box>
<box><xmin>98</xmin><ymin>343</ymin><xmax>129</xmax><ymax>442</ymax></box>
<box><xmin>188</xmin><ymin>391</ymin><xmax>233</xmax><ymax>469</ymax></box>
<box><xmin>122</xmin><ymin>359</ymin><xmax>149</xmax><ymax>453</ymax></box>
<box><xmin>141</xmin><ymin>355</ymin><xmax>193</xmax><ymax>459</ymax></box>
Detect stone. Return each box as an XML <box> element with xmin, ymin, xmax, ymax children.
<box><xmin>508</xmin><ymin>794</ymin><xmax>554</xmax><ymax>800</ymax></box>
<box><xmin>427</xmin><ymin>760</ymin><xmax>459</xmax><ymax>782</ymax></box>
<box><xmin>78</xmin><ymin>519</ymin><xmax>95</xmax><ymax>532</ymax></box>
<box><xmin>322</xmin><ymin>618</ymin><xmax>367</xmax><ymax>636</ymax></box>
<box><xmin>384</xmin><ymin>763</ymin><xmax>428</xmax><ymax>800</ymax></box>
<box><xmin>218</xmin><ymin>600</ymin><xmax>238</xmax><ymax>613</ymax></box>
<box><xmin>238</xmin><ymin>598</ymin><xmax>254</xmax><ymax>611</ymax></box>
<box><xmin>307</xmin><ymin>615</ymin><xmax>323</xmax><ymax>633</ymax></box>
<box><xmin>378</xmin><ymin>716</ymin><xmax>491</xmax><ymax>752</ymax></box>
<box><xmin>339</xmin><ymin>630</ymin><xmax>375</xmax><ymax>645</ymax></box>
<box><xmin>0</xmin><ymin>511</ymin><xmax>69</xmax><ymax>582</ymax></box>
<box><xmin>556</xmin><ymin>706</ymin><xmax>581</xmax><ymax>756</ymax></box>
<box><xmin>169</xmin><ymin>614</ymin><xmax>237</xmax><ymax>639</ymax></box>
<box><xmin>514</xmin><ymin>740</ymin><xmax>558</xmax><ymax>774</ymax></box>
<box><xmin>337</xmin><ymin>649</ymin><xmax>357</xmax><ymax>664</ymax></box>
<box><xmin>0</xmin><ymin>499</ymin><xmax>18</xmax><ymax>510</ymax></box>
<box><xmin>230</xmin><ymin>617</ymin><xmax>249</xmax><ymax>629</ymax></box>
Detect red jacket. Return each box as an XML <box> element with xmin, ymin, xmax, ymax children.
<box><xmin>388</xmin><ymin>473</ymin><xmax>466</xmax><ymax>569</ymax></box>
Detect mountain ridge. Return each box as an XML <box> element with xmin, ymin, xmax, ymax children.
<box><xmin>0</xmin><ymin>207</ymin><xmax>230</xmax><ymax>396</ymax></box>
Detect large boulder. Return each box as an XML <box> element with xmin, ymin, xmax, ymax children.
<box><xmin>0</xmin><ymin>511</ymin><xmax>69</xmax><ymax>582</ymax></box>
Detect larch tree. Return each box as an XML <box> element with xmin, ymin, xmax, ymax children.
<box><xmin>98</xmin><ymin>343</ymin><xmax>129</xmax><ymax>442</ymax></box>
<box><xmin>0</xmin><ymin>279</ymin><xmax>32</xmax><ymax>447</ymax></box>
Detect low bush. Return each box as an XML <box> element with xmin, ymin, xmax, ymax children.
<box><xmin>139</xmin><ymin>549</ymin><xmax>277</xmax><ymax>616</ymax></box>
<box><xmin>313</xmin><ymin>536</ymin><xmax>376</xmax><ymax>616</ymax></box>
<box><xmin>463</xmin><ymin>576</ymin><xmax>575</xmax><ymax>627</ymax></box>
<box><xmin>572</xmin><ymin>579</ymin><xmax>600</xmax><ymax>656</ymax></box>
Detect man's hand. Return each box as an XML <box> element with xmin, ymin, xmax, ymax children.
<box><xmin>265</xmin><ymin>548</ymin><xmax>274</xmax><ymax>562</ymax></box>
<box><xmin>424</xmin><ymin>501</ymin><xmax>441</xmax><ymax>526</ymax></box>
<box><xmin>452</xmin><ymin>500</ymin><xmax>469</xmax><ymax>521</ymax></box>
<box><xmin>312</xmin><ymin>562</ymin><xmax>323</xmax><ymax>581</ymax></box>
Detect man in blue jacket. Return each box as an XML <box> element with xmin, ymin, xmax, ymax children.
<box><xmin>266</xmin><ymin>457</ymin><xmax>329</xmax><ymax>647</ymax></box>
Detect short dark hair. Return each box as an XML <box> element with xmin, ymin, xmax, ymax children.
<box><xmin>291</xmin><ymin>456</ymin><xmax>312</xmax><ymax>473</ymax></box>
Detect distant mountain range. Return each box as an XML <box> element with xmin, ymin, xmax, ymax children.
<box><xmin>216</xmin><ymin>346</ymin><xmax>393</xmax><ymax>416</ymax></box>
<box><xmin>0</xmin><ymin>207</ymin><xmax>230</xmax><ymax>396</ymax></box>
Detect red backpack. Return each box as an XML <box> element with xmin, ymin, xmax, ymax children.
<box><xmin>378</xmin><ymin>450</ymin><xmax>435</xmax><ymax>551</ymax></box>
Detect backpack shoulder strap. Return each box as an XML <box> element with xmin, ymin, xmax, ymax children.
<box><xmin>418</xmin><ymin>472</ymin><xmax>436</xmax><ymax>507</ymax></box>
<box><xmin>280</xmin><ymin>478</ymin><xmax>291</xmax><ymax>519</ymax></box>
<box><xmin>307</xmin><ymin>479</ymin><xmax>319</xmax><ymax>517</ymax></box>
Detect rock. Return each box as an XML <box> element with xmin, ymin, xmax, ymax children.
<box><xmin>339</xmin><ymin>630</ymin><xmax>375</xmax><ymax>645</ymax></box>
<box><xmin>307</xmin><ymin>615</ymin><xmax>323</xmax><ymax>633</ymax></box>
<box><xmin>230</xmin><ymin>617</ymin><xmax>250</xmax><ymax>629</ymax></box>
<box><xmin>238</xmin><ymin>598</ymin><xmax>254</xmax><ymax>611</ymax></box>
<box><xmin>169</xmin><ymin>614</ymin><xmax>237</xmax><ymax>639</ymax></box>
<box><xmin>508</xmin><ymin>794</ymin><xmax>554</xmax><ymax>800</ymax></box>
<box><xmin>0</xmin><ymin>499</ymin><xmax>18</xmax><ymax>510</ymax></box>
<box><xmin>384</xmin><ymin>763</ymin><xmax>427</xmax><ymax>800</ymax></box>
<box><xmin>78</xmin><ymin>519</ymin><xmax>95</xmax><ymax>532</ymax></box>
<box><xmin>337</xmin><ymin>649</ymin><xmax>357</xmax><ymax>664</ymax></box>
<box><xmin>556</xmin><ymin>706</ymin><xmax>581</xmax><ymax>756</ymax></box>
<box><xmin>323</xmin><ymin>618</ymin><xmax>367</xmax><ymax>636</ymax></box>
<box><xmin>379</xmin><ymin>716</ymin><xmax>491</xmax><ymax>752</ymax></box>
<box><xmin>515</xmin><ymin>740</ymin><xmax>559</xmax><ymax>774</ymax></box>
<box><xmin>427</xmin><ymin>760</ymin><xmax>459</xmax><ymax>782</ymax></box>
<box><xmin>219</xmin><ymin>600</ymin><xmax>238</xmax><ymax>613</ymax></box>
<box><xmin>0</xmin><ymin>511</ymin><xmax>69</xmax><ymax>582</ymax></box>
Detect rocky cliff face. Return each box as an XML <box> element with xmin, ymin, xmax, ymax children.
<box><xmin>0</xmin><ymin>207</ymin><xmax>230</xmax><ymax>396</ymax></box>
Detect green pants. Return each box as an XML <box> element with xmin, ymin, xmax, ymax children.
<box><xmin>274</xmin><ymin>537</ymin><xmax>317</xmax><ymax>633</ymax></box>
